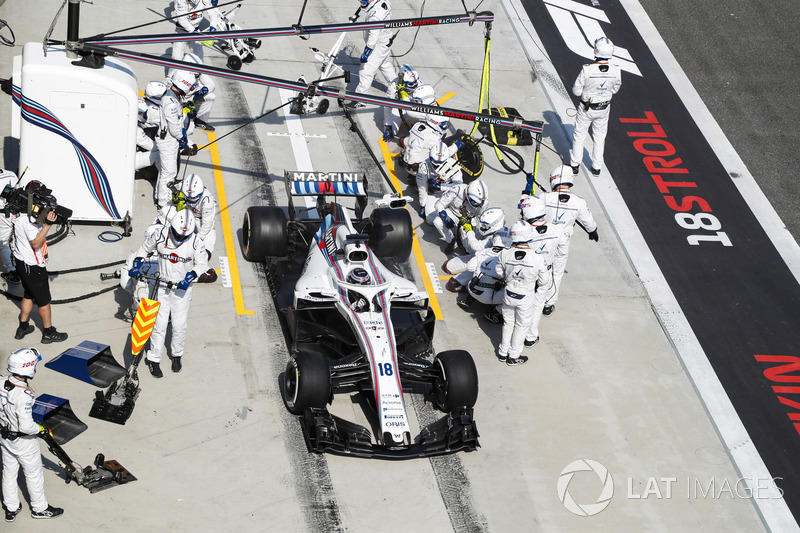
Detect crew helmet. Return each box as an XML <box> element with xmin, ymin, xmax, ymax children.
<box><xmin>409</xmin><ymin>84</ymin><xmax>435</xmax><ymax>105</ymax></box>
<box><xmin>549</xmin><ymin>164</ymin><xmax>574</xmax><ymax>189</ymax></box>
<box><xmin>180</xmin><ymin>174</ymin><xmax>204</xmax><ymax>204</ymax></box>
<box><xmin>491</xmin><ymin>231</ymin><xmax>512</xmax><ymax>249</ymax></box>
<box><xmin>399</xmin><ymin>64</ymin><xmax>420</xmax><ymax>89</ymax></box>
<box><xmin>137</xmin><ymin>100</ymin><xmax>149</xmax><ymax>124</ymax></box>
<box><xmin>425</xmin><ymin>114</ymin><xmax>449</xmax><ymax>134</ymax></box>
<box><xmin>171</xmin><ymin>70</ymin><xmax>197</xmax><ymax>95</ymax></box>
<box><xmin>510</xmin><ymin>220</ymin><xmax>535</xmax><ymax>245</ymax></box>
<box><xmin>477</xmin><ymin>207</ymin><xmax>506</xmax><ymax>238</ymax></box>
<box><xmin>520</xmin><ymin>194</ymin><xmax>547</xmax><ymax>224</ymax></box>
<box><xmin>144</xmin><ymin>81</ymin><xmax>167</xmax><ymax>102</ymax></box>
<box><xmin>8</xmin><ymin>347</ymin><xmax>42</xmax><ymax>379</ymax></box>
<box><xmin>169</xmin><ymin>208</ymin><xmax>196</xmax><ymax>242</ymax></box>
<box><xmin>358</xmin><ymin>0</ymin><xmax>373</xmax><ymax>7</ymax></box>
<box><xmin>594</xmin><ymin>37</ymin><xmax>614</xmax><ymax>60</ymax></box>
<box><xmin>347</xmin><ymin>267</ymin><xmax>371</xmax><ymax>285</ymax></box>
<box><xmin>466</xmin><ymin>180</ymin><xmax>488</xmax><ymax>213</ymax></box>
<box><xmin>429</xmin><ymin>141</ymin><xmax>448</xmax><ymax>168</ymax></box>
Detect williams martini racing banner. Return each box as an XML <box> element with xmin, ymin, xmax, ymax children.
<box><xmin>523</xmin><ymin>0</ymin><xmax>800</xmax><ymax>521</ymax></box>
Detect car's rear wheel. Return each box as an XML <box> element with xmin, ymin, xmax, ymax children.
<box><xmin>369</xmin><ymin>207</ymin><xmax>413</xmax><ymax>261</ymax></box>
<box><xmin>284</xmin><ymin>351</ymin><xmax>332</xmax><ymax>415</ymax></box>
<box><xmin>242</xmin><ymin>206</ymin><xmax>287</xmax><ymax>262</ymax></box>
<box><xmin>432</xmin><ymin>350</ymin><xmax>479</xmax><ymax>412</ymax></box>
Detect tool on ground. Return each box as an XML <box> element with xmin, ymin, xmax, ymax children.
<box><xmin>39</xmin><ymin>429</ymin><xmax>136</xmax><ymax>493</ymax></box>
<box><xmin>89</xmin><ymin>273</ymin><xmax>162</xmax><ymax>424</ymax></box>
<box><xmin>31</xmin><ymin>394</ymin><xmax>136</xmax><ymax>492</ymax></box>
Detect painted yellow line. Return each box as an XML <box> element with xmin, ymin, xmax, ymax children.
<box><xmin>378</xmin><ymin>138</ymin><xmax>443</xmax><ymax>321</ymax></box>
<box><xmin>206</xmin><ymin>131</ymin><xmax>254</xmax><ymax>315</ymax></box>
<box><xmin>437</xmin><ymin>92</ymin><xmax>456</xmax><ymax>105</ymax></box>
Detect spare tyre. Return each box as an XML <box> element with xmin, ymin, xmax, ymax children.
<box><xmin>242</xmin><ymin>206</ymin><xmax>287</xmax><ymax>262</ymax></box>
<box><xmin>369</xmin><ymin>207</ymin><xmax>412</xmax><ymax>261</ymax></box>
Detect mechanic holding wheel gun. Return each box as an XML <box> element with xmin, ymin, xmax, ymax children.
<box><xmin>129</xmin><ymin>209</ymin><xmax>207</xmax><ymax>378</ymax></box>
<box><xmin>1</xmin><ymin>348</ymin><xmax>64</xmax><ymax>522</ymax></box>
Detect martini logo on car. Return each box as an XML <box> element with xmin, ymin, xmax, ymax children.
<box><xmin>290</xmin><ymin>171</ymin><xmax>363</xmax><ymax>182</ymax></box>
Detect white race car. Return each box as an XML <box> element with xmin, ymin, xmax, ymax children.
<box><xmin>242</xmin><ymin>171</ymin><xmax>479</xmax><ymax>458</ymax></box>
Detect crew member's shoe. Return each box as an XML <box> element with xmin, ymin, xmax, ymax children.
<box><xmin>524</xmin><ymin>336</ymin><xmax>539</xmax><ymax>347</ymax></box>
<box><xmin>484</xmin><ymin>308</ymin><xmax>503</xmax><ymax>324</ymax></box>
<box><xmin>445</xmin><ymin>277</ymin><xmax>462</xmax><ymax>292</ymax></box>
<box><xmin>591</xmin><ymin>167</ymin><xmax>601</xmax><ymax>176</ymax></box>
<box><xmin>41</xmin><ymin>327</ymin><xmax>68</xmax><ymax>344</ymax></box>
<box><xmin>543</xmin><ymin>305</ymin><xmax>555</xmax><ymax>316</ymax></box>
<box><xmin>171</xmin><ymin>356</ymin><xmax>182</xmax><ymax>373</ymax></box>
<box><xmin>14</xmin><ymin>322</ymin><xmax>35</xmax><ymax>340</ymax></box>
<box><xmin>31</xmin><ymin>505</ymin><xmax>64</xmax><ymax>519</ymax></box>
<box><xmin>457</xmin><ymin>294</ymin><xmax>475</xmax><ymax>311</ymax></box>
<box><xmin>444</xmin><ymin>240</ymin><xmax>456</xmax><ymax>255</ymax></box>
<box><xmin>571</xmin><ymin>165</ymin><xmax>579</xmax><ymax>175</ymax></box>
<box><xmin>507</xmin><ymin>355</ymin><xmax>529</xmax><ymax>366</ymax></box>
<box><xmin>147</xmin><ymin>360</ymin><xmax>163</xmax><ymax>379</ymax></box>
<box><xmin>194</xmin><ymin>118</ymin><xmax>215</xmax><ymax>132</ymax></box>
<box><xmin>497</xmin><ymin>352</ymin><xmax>508</xmax><ymax>363</ymax></box>
<box><xmin>5</xmin><ymin>507</ymin><xmax>21</xmax><ymax>522</ymax></box>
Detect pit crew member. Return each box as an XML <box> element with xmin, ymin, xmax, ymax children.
<box><xmin>542</xmin><ymin>165</ymin><xmax>598</xmax><ymax>316</ymax></box>
<box><xmin>1</xmin><ymin>348</ymin><xmax>64</xmax><ymax>521</ymax></box>
<box><xmin>569</xmin><ymin>37</ymin><xmax>622</xmax><ymax>176</ymax></box>
<box><xmin>493</xmin><ymin>222</ymin><xmax>550</xmax><ymax>366</ymax></box>
<box><xmin>130</xmin><ymin>209</ymin><xmax>207</xmax><ymax>377</ymax></box>
<box><xmin>426</xmin><ymin>179</ymin><xmax>488</xmax><ymax>255</ymax></box>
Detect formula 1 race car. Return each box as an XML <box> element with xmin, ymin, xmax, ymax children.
<box><xmin>242</xmin><ymin>171</ymin><xmax>479</xmax><ymax>458</ymax></box>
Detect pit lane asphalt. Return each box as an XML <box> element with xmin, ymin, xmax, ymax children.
<box><xmin>638</xmin><ymin>0</ymin><xmax>800</xmax><ymax>242</ymax></box>
<box><xmin>0</xmin><ymin>1</ymin><xmax>771</xmax><ymax>531</ymax></box>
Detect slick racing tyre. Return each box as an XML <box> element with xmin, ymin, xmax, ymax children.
<box><xmin>369</xmin><ymin>208</ymin><xmax>412</xmax><ymax>261</ymax></box>
<box><xmin>432</xmin><ymin>350</ymin><xmax>479</xmax><ymax>412</ymax></box>
<box><xmin>242</xmin><ymin>206</ymin><xmax>287</xmax><ymax>262</ymax></box>
<box><xmin>284</xmin><ymin>351</ymin><xmax>332</xmax><ymax>415</ymax></box>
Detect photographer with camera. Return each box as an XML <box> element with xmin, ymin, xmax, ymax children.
<box><xmin>9</xmin><ymin>181</ymin><xmax>68</xmax><ymax>344</ymax></box>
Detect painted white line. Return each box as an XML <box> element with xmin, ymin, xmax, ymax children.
<box><xmin>501</xmin><ymin>0</ymin><xmax>798</xmax><ymax>530</ymax></box>
<box><xmin>425</xmin><ymin>262</ymin><xmax>443</xmax><ymax>294</ymax></box>
<box><xmin>279</xmin><ymin>88</ymin><xmax>317</xmax><ymax>214</ymax></box>
<box><xmin>265</xmin><ymin>131</ymin><xmax>327</xmax><ymax>139</ymax></box>
<box><xmin>219</xmin><ymin>256</ymin><xmax>232</xmax><ymax>288</ymax></box>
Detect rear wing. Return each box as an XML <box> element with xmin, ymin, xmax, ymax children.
<box><xmin>284</xmin><ymin>170</ymin><xmax>369</xmax><ymax>221</ymax></box>
<box><xmin>284</xmin><ymin>170</ymin><xmax>367</xmax><ymax>196</ymax></box>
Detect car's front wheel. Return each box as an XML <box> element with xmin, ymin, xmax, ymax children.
<box><xmin>284</xmin><ymin>351</ymin><xmax>332</xmax><ymax>415</ymax></box>
<box><xmin>431</xmin><ymin>350</ymin><xmax>479</xmax><ymax>412</ymax></box>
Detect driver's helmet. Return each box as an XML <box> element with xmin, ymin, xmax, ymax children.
<box><xmin>347</xmin><ymin>267</ymin><xmax>371</xmax><ymax>285</ymax></box>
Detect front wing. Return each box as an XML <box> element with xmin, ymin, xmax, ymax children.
<box><xmin>299</xmin><ymin>407</ymin><xmax>479</xmax><ymax>459</ymax></box>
